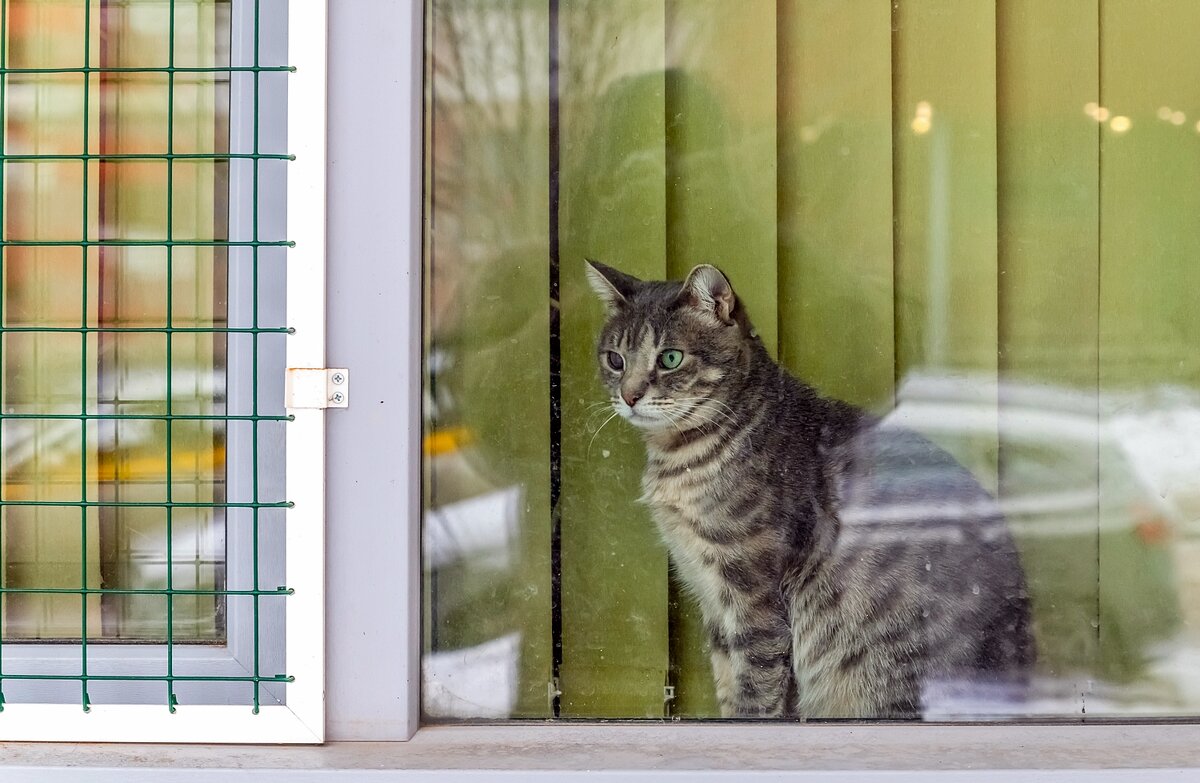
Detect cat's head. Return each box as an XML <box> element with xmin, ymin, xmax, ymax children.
<box><xmin>585</xmin><ymin>259</ymin><xmax>759</xmax><ymax>434</ymax></box>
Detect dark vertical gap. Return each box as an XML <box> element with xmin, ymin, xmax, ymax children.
<box><xmin>662</xmin><ymin>0</ymin><xmax>679</xmax><ymax>718</ymax></box>
<box><xmin>775</xmin><ymin>0</ymin><xmax>788</xmax><ymax>373</ymax></box>
<box><xmin>771</xmin><ymin>0</ymin><xmax>791</xmax><ymax>720</ymax></box>
<box><xmin>994</xmin><ymin>0</ymin><xmax>1007</xmax><ymax>532</ymax></box>
<box><xmin>547</xmin><ymin>0</ymin><xmax>563</xmax><ymax>719</ymax></box>
<box><xmin>426</xmin><ymin>0</ymin><xmax>439</xmax><ymax>659</ymax></box>
<box><xmin>420</xmin><ymin>0</ymin><xmax>436</xmax><ymax>721</ymax></box>
<box><xmin>424</xmin><ymin>0</ymin><xmax>439</xmax><ymax>692</ymax></box>
<box><xmin>889</xmin><ymin>0</ymin><xmax>901</xmax><ymax>401</ymax></box>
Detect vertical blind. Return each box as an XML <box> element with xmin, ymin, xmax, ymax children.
<box><xmin>425</xmin><ymin>0</ymin><xmax>1200</xmax><ymax>719</ymax></box>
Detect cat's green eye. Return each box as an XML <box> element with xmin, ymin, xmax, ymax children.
<box><xmin>658</xmin><ymin>349</ymin><xmax>684</xmax><ymax>370</ymax></box>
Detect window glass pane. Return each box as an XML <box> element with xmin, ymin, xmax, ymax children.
<box><xmin>2</xmin><ymin>0</ymin><xmax>229</xmax><ymax>643</ymax></box>
<box><xmin>426</xmin><ymin>0</ymin><xmax>1200</xmax><ymax>721</ymax></box>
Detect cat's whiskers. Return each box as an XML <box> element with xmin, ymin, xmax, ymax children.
<box><xmin>583</xmin><ymin>398</ymin><xmax>622</xmax><ymax>429</ymax></box>
<box><xmin>685</xmin><ymin>409</ymin><xmax>728</xmax><ymax>441</ymax></box>
<box><xmin>636</xmin><ymin>398</ymin><xmax>691</xmax><ymax>438</ymax></box>
<box><xmin>682</xmin><ymin>400</ymin><xmax>753</xmax><ymax>453</ymax></box>
<box><xmin>586</xmin><ymin>409</ymin><xmax>622</xmax><ymax>459</ymax></box>
<box><xmin>687</xmin><ymin>396</ymin><xmax>739</xmax><ymax>422</ymax></box>
<box><xmin>672</xmin><ymin>395</ymin><xmax>736</xmax><ymax>415</ymax></box>
<box><xmin>658</xmin><ymin>405</ymin><xmax>688</xmax><ymax>439</ymax></box>
<box><xmin>674</xmin><ymin>397</ymin><xmax>739</xmax><ymax>431</ymax></box>
<box><xmin>584</xmin><ymin>405</ymin><xmax>617</xmax><ymax>428</ymax></box>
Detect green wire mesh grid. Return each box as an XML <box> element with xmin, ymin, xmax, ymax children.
<box><xmin>0</xmin><ymin>0</ymin><xmax>294</xmax><ymax>713</ymax></box>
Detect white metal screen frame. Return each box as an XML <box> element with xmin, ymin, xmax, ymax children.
<box><xmin>0</xmin><ymin>0</ymin><xmax>327</xmax><ymax>744</ymax></box>
<box><xmin>0</xmin><ymin>0</ymin><xmax>287</xmax><ymax>713</ymax></box>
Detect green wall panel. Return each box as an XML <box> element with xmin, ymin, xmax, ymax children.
<box><xmin>664</xmin><ymin>0</ymin><xmax>779</xmax><ymax>350</ymax></box>
<box><xmin>777</xmin><ymin>0</ymin><xmax>894</xmax><ymax>411</ymax></box>
<box><xmin>996</xmin><ymin>0</ymin><xmax>1100</xmax><ymax>712</ymax></box>
<box><xmin>893</xmin><ymin>0</ymin><xmax>1000</xmax><ymax>492</ymax></box>
<box><xmin>558</xmin><ymin>0</ymin><xmax>671</xmax><ymax>718</ymax></box>
<box><xmin>425</xmin><ymin>0</ymin><xmax>554</xmax><ymax>717</ymax></box>
<box><xmin>662</xmin><ymin>0</ymin><xmax>779</xmax><ymax>718</ymax></box>
<box><xmin>1095</xmin><ymin>0</ymin><xmax>1197</xmax><ymax>700</ymax></box>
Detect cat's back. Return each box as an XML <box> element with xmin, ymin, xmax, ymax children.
<box><xmin>788</xmin><ymin>411</ymin><xmax>1034</xmax><ymax>717</ymax></box>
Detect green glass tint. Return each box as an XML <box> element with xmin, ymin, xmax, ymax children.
<box><xmin>425</xmin><ymin>0</ymin><xmax>1200</xmax><ymax>720</ymax></box>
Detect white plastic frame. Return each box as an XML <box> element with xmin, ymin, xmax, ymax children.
<box><xmin>0</xmin><ymin>0</ymin><xmax>327</xmax><ymax>743</ymax></box>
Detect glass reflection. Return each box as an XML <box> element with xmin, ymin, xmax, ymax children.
<box><xmin>2</xmin><ymin>0</ymin><xmax>230</xmax><ymax>642</ymax></box>
<box><xmin>425</xmin><ymin>0</ymin><xmax>1200</xmax><ymax>720</ymax></box>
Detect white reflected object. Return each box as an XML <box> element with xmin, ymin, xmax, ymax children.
<box><xmin>423</xmin><ymin>633</ymin><xmax>521</xmax><ymax>719</ymax></box>
<box><xmin>923</xmin><ymin>678</ymin><xmax>1055</xmax><ymax>720</ymax></box>
<box><xmin>1110</xmin><ymin>405</ymin><xmax>1200</xmax><ymax>534</ymax></box>
<box><xmin>425</xmin><ymin>485</ymin><xmax>522</xmax><ymax>570</ymax></box>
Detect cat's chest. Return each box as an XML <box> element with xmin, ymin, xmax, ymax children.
<box><xmin>640</xmin><ymin>469</ymin><xmax>722</xmax><ymax>538</ymax></box>
<box><xmin>642</xmin><ymin>475</ymin><xmax>738</xmax><ymax>618</ymax></box>
<box><xmin>642</xmin><ymin>467</ymin><xmax>703</xmax><ymax>511</ymax></box>
<box><xmin>640</xmin><ymin>469</ymin><xmax>751</xmax><ymax>568</ymax></box>
<box><xmin>642</xmin><ymin>467</ymin><xmax>788</xmax><ymax>640</ymax></box>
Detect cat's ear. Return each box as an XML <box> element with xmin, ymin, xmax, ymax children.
<box><xmin>679</xmin><ymin>264</ymin><xmax>736</xmax><ymax>325</ymax></box>
<box><xmin>585</xmin><ymin>259</ymin><xmax>641</xmax><ymax>312</ymax></box>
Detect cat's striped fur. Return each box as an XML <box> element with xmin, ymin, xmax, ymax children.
<box><xmin>586</xmin><ymin>260</ymin><xmax>1034</xmax><ymax>719</ymax></box>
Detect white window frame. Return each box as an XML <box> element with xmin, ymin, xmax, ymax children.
<box><xmin>1</xmin><ymin>0</ymin><xmax>1199</xmax><ymax>775</ymax></box>
<box><xmin>0</xmin><ymin>0</ymin><xmax>326</xmax><ymax>743</ymax></box>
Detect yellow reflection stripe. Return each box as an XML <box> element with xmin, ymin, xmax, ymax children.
<box><xmin>2</xmin><ymin>447</ymin><xmax>226</xmax><ymax>498</ymax></box>
<box><xmin>423</xmin><ymin>427</ymin><xmax>473</xmax><ymax>456</ymax></box>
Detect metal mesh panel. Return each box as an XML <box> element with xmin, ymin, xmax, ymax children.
<box><xmin>0</xmin><ymin>0</ymin><xmax>292</xmax><ymax>712</ymax></box>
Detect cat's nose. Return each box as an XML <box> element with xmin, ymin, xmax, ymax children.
<box><xmin>622</xmin><ymin>389</ymin><xmax>643</xmax><ymax>407</ymax></box>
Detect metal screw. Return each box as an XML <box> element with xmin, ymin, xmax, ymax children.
<box><xmin>331</xmin><ymin>372</ymin><xmax>345</xmax><ymax>385</ymax></box>
<box><xmin>330</xmin><ymin>391</ymin><xmax>345</xmax><ymax>405</ymax></box>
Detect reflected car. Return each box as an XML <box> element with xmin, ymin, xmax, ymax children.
<box><xmin>886</xmin><ymin>373</ymin><xmax>1189</xmax><ymax>699</ymax></box>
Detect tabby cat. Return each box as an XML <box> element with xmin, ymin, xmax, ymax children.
<box><xmin>585</xmin><ymin>260</ymin><xmax>1034</xmax><ymax>719</ymax></box>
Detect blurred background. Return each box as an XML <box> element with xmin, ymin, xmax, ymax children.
<box><xmin>424</xmin><ymin>0</ymin><xmax>1200</xmax><ymax>720</ymax></box>
<box><xmin>2</xmin><ymin>0</ymin><xmax>230</xmax><ymax>643</ymax></box>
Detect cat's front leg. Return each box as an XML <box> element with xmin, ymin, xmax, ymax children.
<box><xmin>711</xmin><ymin>620</ymin><xmax>793</xmax><ymax>717</ymax></box>
<box><xmin>708</xmin><ymin>647</ymin><xmax>735</xmax><ymax>715</ymax></box>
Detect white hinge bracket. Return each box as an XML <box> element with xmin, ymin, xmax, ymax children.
<box><xmin>286</xmin><ymin>368</ymin><xmax>349</xmax><ymax>409</ymax></box>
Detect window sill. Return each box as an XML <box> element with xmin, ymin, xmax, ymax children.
<box><xmin>3</xmin><ymin>723</ymin><xmax>1199</xmax><ymax>780</ymax></box>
